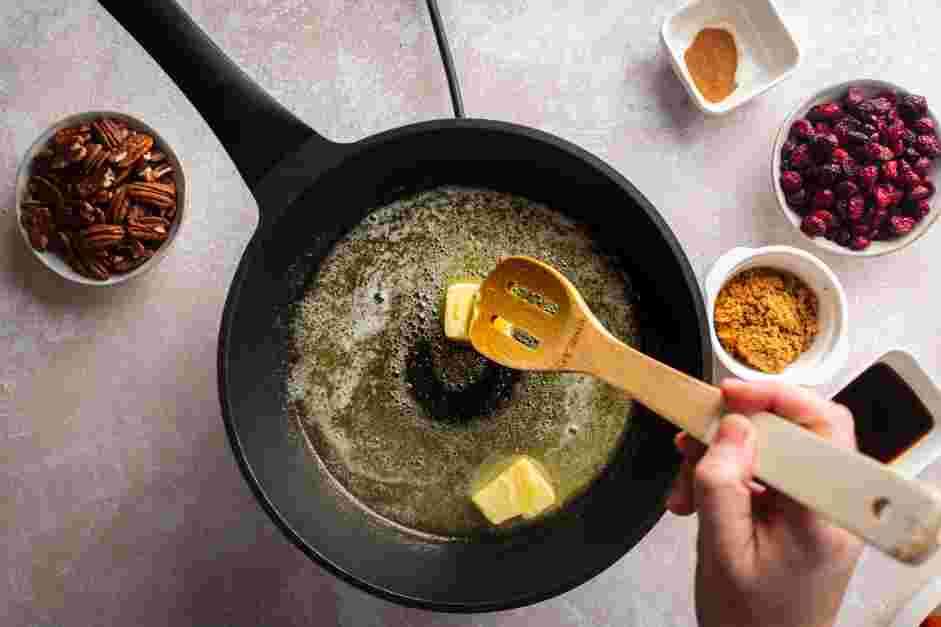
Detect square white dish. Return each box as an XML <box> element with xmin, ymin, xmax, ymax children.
<box><xmin>661</xmin><ymin>0</ymin><xmax>801</xmax><ymax>115</ymax></box>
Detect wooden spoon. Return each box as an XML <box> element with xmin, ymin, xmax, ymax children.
<box><xmin>469</xmin><ymin>256</ymin><xmax>941</xmax><ymax>564</ymax></box>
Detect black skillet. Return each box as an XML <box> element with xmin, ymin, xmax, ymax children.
<box><xmin>99</xmin><ymin>0</ymin><xmax>712</xmax><ymax>612</ymax></box>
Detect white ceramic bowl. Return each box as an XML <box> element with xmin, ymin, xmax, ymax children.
<box><xmin>15</xmin><ymin>111</ymin><xmax>186</xmax><ymax>286</ymax></box>
<box><xmin>772</xmin><ymin>79</ymin><xmax>941</xmax><ymax>257</ymax></box>
<box><xmin>704</xmin><ymin>245</ymin><xmax>849</xmax><ymax>385</ymax></box>
<box><xmin>661</xmin><ymin>0</ymin><xmax>800</xmax><ymax>115</ymax></box>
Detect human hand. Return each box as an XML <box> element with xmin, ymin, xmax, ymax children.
<box><xmin>667</xmin><ymin>379</ymin><xmax>863</xmax><ymax>627</ymax></box>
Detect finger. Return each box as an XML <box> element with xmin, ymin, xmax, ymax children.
<box><xmin>667</xmin><ymin>433</ymin><xmax>706</xmax><ymax>516</ymax></box>
<box><xmin>721</xmin><ymin>379</ymin><xmax>857</xmax><ymax>450</ymax></box>
<box><xmin>693</xmin><ymin>414</ymin><xmax>757</xmax><ymax>563</ymax></box>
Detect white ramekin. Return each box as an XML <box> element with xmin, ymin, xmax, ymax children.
<box><xmin>704</xmin><ymin>245</ymin><xmax>849</xmax><ymax>385</ymax></box>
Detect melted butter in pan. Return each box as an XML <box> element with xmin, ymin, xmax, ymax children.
<box><xmin>287</xmin><ymin>187</ymin><xmax>640</xmax><ymax>538</ymax></box>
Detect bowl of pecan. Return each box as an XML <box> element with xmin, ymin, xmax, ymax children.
<box><xmin>16</xmin><ymin>112</ymin><xmax>184</xmax><ymax>285</ymax></box>
<box><xmin>773</xmin><ymin>80</ymin><xmax>940</xmax><ymax>256</ymax></box>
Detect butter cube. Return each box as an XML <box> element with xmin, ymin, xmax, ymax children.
<box><xmin>444</xmin><ymin>282</ymin><xmax>480</xmax><ymax>342</ymax></box>
<box><xmin>471</xmin><ymin>456</ymin><xmax>556</xmax><ymax>524</ymax></box>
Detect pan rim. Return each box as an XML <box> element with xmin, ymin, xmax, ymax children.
<box><xmin>218</xmin><ymin>118</ymin><xmax>713</xmax><ymax>612</ymax></box>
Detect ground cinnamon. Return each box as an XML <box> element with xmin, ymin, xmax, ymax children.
<box><xmin>683</xmin><ymin>28</ymin><xmax>738</xmax><ymax>103</ymax></box>
<box><xmin>714</xmin><ymin>268</ymin><xmax>818</xmax><ymax>374</ymax></box>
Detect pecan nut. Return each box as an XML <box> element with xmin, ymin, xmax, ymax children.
<box><xmin>92</xmin><ymin>118</ymin><xmax>128</xmax><ymax>149</ymax></box>
<box><xmin>109</xmin><ymin>186</ymin><xmax>129</xmax><ymax>224</ymax></box>
<box><xmin>116</xmin><ymin>132</ymin><xmax>154</xmax><ymax>168</ymax></box>
<box><xmin>79</xmin><ymin>224</ymin><xmax>125</xmax><ymax>250</ymax></box>
<box><xmin>125</xmin><ymin>182</ymin><xmax>175</xmax><ymax>210</ymax></box>
<box><xmin>127</xmin><ymin>216</ymin><xmax>169</xmax><ymax>242</ymax></box>
<box><xmin>21</xmin><ymin>204</ymin><xmax>55</xmax><ymax>251</ymax></box>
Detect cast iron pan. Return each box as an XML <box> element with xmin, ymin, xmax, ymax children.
<box><xmin>99</xmin><ymin>0</ymin><xmax>712</xmax><ymax>612</ymax></box>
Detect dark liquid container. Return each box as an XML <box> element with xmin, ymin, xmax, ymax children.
<box><xmin>833</xmin><ymin>363</ymin><xmax>934</xmax><ymax>463</ymax></box>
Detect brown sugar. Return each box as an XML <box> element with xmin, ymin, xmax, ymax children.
<box><xmin>714</xmin><ymin>268</ymin><xmax>819</xmax><ymax>374</ymax></box>
<box><xmin>683</xmin><ymin>28</ymin><xmax>738</xmax><ymax>103</ymax></box>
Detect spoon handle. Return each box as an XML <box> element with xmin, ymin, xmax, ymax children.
<box><xmin>580</xmin><ymin>322</ymin><xmax>941</xmax><ymax>564</ymax></box>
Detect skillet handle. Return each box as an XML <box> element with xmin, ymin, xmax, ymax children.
<box><xmin>97</xmin><ymin>0</ymin><xmax>324</xmax><ymax>190</ymax></box>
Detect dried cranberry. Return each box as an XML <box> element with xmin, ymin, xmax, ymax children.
<box><xmin>889</xmin><ymin>216</ymin><xmax>916</xmax><ymax>236</ymax></box>
<box><xmin>902</xmin><ymin>147</ymin><xmax>922</xmax><ymax>164</ymax></box>
<box><xmin>844</xmin><ymin>87</ymin><xmax>866</xmax><ymax>108</ymax></box>
<box><xmin>849</xmin><ymin>235</ymin><xmax>871</xmax><ymax>250</ymax></box>
<box><xmin>914</xmin><ymin>157</ymin><xmax>933</xmax><ymax>175</ymax></box>
<box><xmin>814</xmin><ymin>122</ymin><xmax>832</xmax><ymax>135</ymax></box>
<box><xmin>841</xmin><ymin>157</ymin><xmax>859</xmax><ymax>179</ymax></box>
<box><xmin>808</xmin><ymin>102</ymin><xmax>844</xmax><ymax>122</ymax></box>
<box><xmin>899</xmin><ymin>170</ymin><xmax>922</xmax><ymax>189</ymax></box>
<box><xmin>902</xmin><ymin>129</ymin><xmax>917</xmax><ymax>146</ymax></box>
<box><xmin>801</xmin><ymin>214</ymin><xmax>828</xmax><ymax>237</ymax></box>
<box><xmin>881</xmin><ymin>160</ymin><xmax>900</xmax><ymax>183</ymax></box>
<box><xmin>812</xmin><ymin>189</ymin><xmax>835</xmax><ymax>210</ymax></box>
<box><xmin>899</xmin><ymin>94</ymin><xmax>928</xmax><ymax>120</ymax></box>
<box><xmin>915</xmin><ymin>135</ymin><xmax>941</xmax><ymax>158</ymax></box>
<box><xmin>834</xmin><ymin>198</ymin><xmax>850</xmax><ymax>218</ymax></box>
<box><xmin>780</xmin><ymin>171</ymin><xmax>803</xmax><ymax>193</ymax></box>
<box><xmin>913</xmin><ymin>199</ymin><xmax>931</xmax><ymax>221</ymax></box>
<box><xmin>816</xmin><ymin>163</ymin><xmax>842</xmax><ymax>186</ymax></box>
<box><xmin>874</xmin><ymin>184</ymin><xmax>897</xmax><ymax>210</ymax></box>
<box><xmin>834</xmin><ymin>228</ymin><xmax>853</xmax><ymax>247</ymax></box>
<box><xmin>790</xmin><ymin>144</ymin><xmax>813</xmax><ymax>169</ymax></box>
<box><xmin>871</xmin><ymin>207</ymin><xmax>890</xmax><ymax>229</ymax></box>
<box><xmin>863</xmin><ymin>97</ymin><xmax>894</xmax><ymax>117</ymax></box>
<box><xmin>813</xmin><ymin>133</ymin><xmax>839</xmax><ymax>161</ymax></box>
<box><xmin>912</xmin><ymin>117</ymin><xmax>936</xmax><ymax>135</ymax></box>
<box><xmin>786</xmin><ymin>189</ymin><xmax>809</xmax><ymax>209</ymax></box>
<box><xmin>882</xmin><ymin>118</ymin><xmax>906</xmax><ymax>144</ymax></box>
<box><xmin>790</xmin><ymin>119</ymin><xmax>816</xmax><ymax>141</ymax></box>
<box><xmin>833</xmin><ymin>121</ymin><xmax>852</xmax><ymax>143</ymax></box>
<box><xmin>859</xmin><ymin>165</ymin><xmax>880</xmax><ymax>190</ymax></box>
<box><xmin>847</xmin><ymin>195</ymin><xmax>866</xmax><ymax>222</ymax></box>
<box><xmin>852</xmin><ymin>223</ymin><xmax>872</xmax><ymax>237</ymax></box>
<box><xmin>890</xmin><ymin>139</ymin><xmax>905</xmax><ymax>156</ymax></box>
<box><xmin>836</xmin><ymin>180</ymin><xmax>859</xmax><ymax>199</ymax></box>
<box><xmin>831</xmin><ymin>147</ymin><xmax>850</xmax><ymax>162</ymax></box>
<box><xmin>863</xmin><ymin>142</ymin><xmax>886</xmax><ymax>162</ymax></box>
<box><xmin>846</xmin><ymin>130</ymin><xmax>871</xmax><ymax>145</ymax></box>
<box><xmin>878</xmin><ymin>90</ymin><xmax>899</xmax><ymax>105</ymax></box>
<box><xmin>910</xmin><ymin>182</ymin><xmax>936</xmax><ymax>201</ymax></box>
<box><xmin>781</xmin><ymin>140</ymin><xmax>797</xmax><ymax>161</ymax></box>
<box><xmin>813</xmin><ymin>210</ymin><xmax>836</xmax><ymax>227</ymax></box>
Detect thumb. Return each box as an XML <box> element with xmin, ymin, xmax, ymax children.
<box><xmin>694</xmin><ymin>414</ymin><xmax>756</xmax><ymax>563</ymax></box>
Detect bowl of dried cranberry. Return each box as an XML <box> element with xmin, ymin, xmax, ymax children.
<box><xmin>773</xmin><ymin>80</ymin><xmax>939</xmax><ymax>256</ymax></box>
<box><xmin>15</xmin><ymin>111</ymin><xmax>185</xmax><ymax>286</ymax></box>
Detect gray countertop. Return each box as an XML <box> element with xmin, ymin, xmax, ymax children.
<box><xmin>3</xmin><ymin>1</ymin><xmax>941</xmax><ymax>625</ymax></box>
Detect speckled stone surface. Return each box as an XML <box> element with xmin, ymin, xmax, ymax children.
<box><xmin>2</xmin><ymin>1</ymin><xmax>941</xmax><ymax>625</ymax></box>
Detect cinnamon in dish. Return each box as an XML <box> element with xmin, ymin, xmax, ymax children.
<box><xmin>683</xmin><ymin>27</ymin><xmax>738</xmax><ymax>103</ymax></box>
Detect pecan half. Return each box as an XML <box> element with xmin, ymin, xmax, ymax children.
<box><xmin>82</xmin><ymin>143</ymin><xmax>109</xmax><ymax>175</ymax></box>
<box><xmin>92</xmin><ymin>118</ymin><xmax>128</xmax><ymax>149</ymax></box>
<box><xmin>77</xmin><ymin>247</ymin><xmax>110</xmax><ymax>280</ymax></box>
<box><xmin>79</xmin><ymin>224</ymin><xmax>125</xmax><ymax>250</ymax></box>
<box><xmin>78</xmin><ymin>201</ymin><xmax>99</xmax><ymax>226</ymax></box>
<box><xmin>30</xmin><ymin>176</ymin><xmax>64</xmax><ymax>211</ymax></box>
<box><xmin>117</xmin><ymin>132</ymin><xmax>154</xmax><ymax>168</ymax></box>
<box><xmin>125</xmin><ymin>182</ymin><xmax>175</xmax><ymax>210</ymax></box>
<box><xmin>53</xmin><ymin>125</ymin><xmax>91</xmax><ymax>146</ymax></box>
<box><xmin>21</xmin><ymin>205</ymin><xmax>55</xmax><ymax>251</ymax></box>
<box><xmin>127</xmin><ymin>216</ymin><xmax>169</xmax><ymax>242</ymax></box>
<box><xmin>109</xmin><ymin>186</ymin><xmax>129</xmax><ymax>224</ymax></box>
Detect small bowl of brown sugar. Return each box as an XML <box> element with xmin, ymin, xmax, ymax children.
<box><xmin>704</xmin><ymin>245</ymin><xmax>849</xmax><ymax>384</ymax></box>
